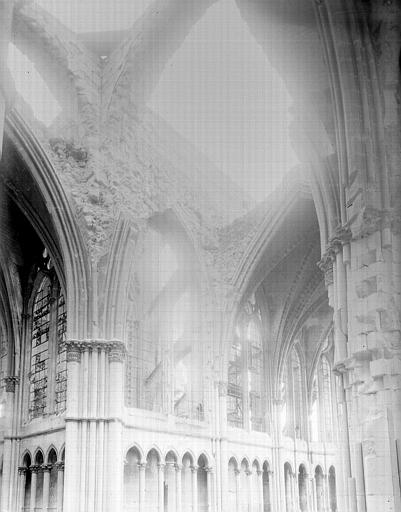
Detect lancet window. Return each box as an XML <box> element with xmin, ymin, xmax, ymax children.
<box><xmin>310</xmin><ymin>354</ymin><xmax>334</xmax><ymax>442</ymax></box>
<box><xmin>227</xmin><ymin>308</ymin><xmax>266</xmax><ymax>431</ymax></box>
<box><xmin>27</xmin><ymin>252</ymin><xmax>67</xmax><ymax>420</ymax></box>
<box><xmin>281</xmin><ymin>346</ymin><xmax>305</xmax><ymax>439</ymax></box>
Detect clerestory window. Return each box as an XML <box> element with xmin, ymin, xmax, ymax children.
<box><xmin>227</xmin><ymin>313</ymin><xmax>266</xmax><ymax>431</ymax></box>
<box><xmin>27</xmin><ymin>253</ymin><xmax>67</xmax><ymax>420</ymax></box>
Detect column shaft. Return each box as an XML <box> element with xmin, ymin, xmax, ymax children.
<box><xmin>57</xmin><ymin>464</ymin><xmax>64</xmax><ymax>512</ymax></box>
<box><xmin>18</xmin><ymin>469</ymin><xmax>27</xmax><ymax>512</ymax></box>
<box><xmin>30</xmin><ymin>469</ymin><xmax>37</xmax><ymax>512</ymax></box>
<box><xmin>139</xmin><ymin>464</ymin><xmax>146</xmax><ymax>512</ymax></box>
<box><xmin>158</xmin><ymin>464</ymin><xmax>165</xmax><ymax>512</ymax></box>
<box><xmin>192</xmin><ymin>467</ymin><xmax>198</xmax><ymax>512</ymax></box>
<box><xmin>175</xmin><ymin>465</ymin><xmax>182</xmax><ymax>512</ymax></box>
<box><xmin>42</xmin><ymin>468</ymin><xmax>51</xmax><ymax>511</ymax></box>
<box><xmin>206</xmin><ymin>469</ymin><xmax>213</xmax><ymax>512</ymax></box>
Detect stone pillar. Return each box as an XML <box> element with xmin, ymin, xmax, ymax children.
<box><xmin>1</xmin><ymin>377</ymin><xmax>19</xmax><ymax>512</ymax></box>
<box><xmin>158</xmin><ymin>464</ymin><xmax>165</xmax><ymax>512</ymax></box>
<box><xmin>106</xmin><ymin>342</ymin><xmax>126</xmax><ymax>512</ymax></box>
<box><xmin>206</xmin><ymin>467</ymin><xmax>213</xmax><ymax>512</ymax></box>
<box><xmin>56</xmin><ymin>462</ymin><xmax>64</xmax><ymax>512</ymax></box>
<box><xmin>191</xmin><ymin>465</ymin><xmax>199</xmax><ymax>512</ymax></box>
<box><xmin>175</xmin><ymin>464</ymin><xmax>182</xmax><ymax>512</ymax></box>
<box><xmin>29</xmin><ymin>466</ymin><xmax>38</xmax><ymax>512</ymax></box>
<box><xmin>42</xmin><ymin>465</ymin><xmax>51</xmax><ymax>511</ymax></box>
<box><xmin>257</xmin><ymin>470</ymin><xmax>263</xmax><ymax>512</ymax></box>
<box><xmin>235</xmin><ymin>469</ymin><xmax>240</xmax><ymax>512</ymax></box>
<box><xmin>17</xmin><ymin>467</ymin><xmax>27</xmax><ymax>511</ymax></box>
<box><xmin>139</xmin><ymin>463</ymin><xmax>146</xmax><ymax>512</ymax></box>
<box><xmin>63</xmin><ymin>343</ymin><xmax>81</xmax><ymax>512</ymax></box>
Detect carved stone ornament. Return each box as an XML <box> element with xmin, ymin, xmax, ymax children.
<box><xmin>66</xmin><ymin>339</ymin><xmax>127</xmax><ymax>363</ymax></box>
<box><xmin>4</xmin><ymin>376</ymin><xmax>19</xmax><ymax>392</ymax></box>
<box><xmin>108</xmin><ymin>341</ymin><xmax>127</xmax><ymax>363</ymax></box>
<box><xmin>18</xmin><ymin>466</ymin><xmax>27</xmax><ymax>475</ymax></box>
<box><xmin>66</xmin><ymin>341</ymin><xmax>82</xmax><ymax>363</ymax></box>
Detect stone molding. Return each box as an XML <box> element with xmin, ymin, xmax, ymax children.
<box><xmin>66</xmin><ymin>339</ymin><xmax>126</xmax><ymax>363</ymax></box>
<box><xmin>4</xmin><ymin>376</ymin><xmax>19</xmax><ymax>392</ymax></box>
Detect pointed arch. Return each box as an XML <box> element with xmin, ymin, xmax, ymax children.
<box><xmin>4</xmin><ymin>111</ymin><xmax>90</xmax><ymax>338</ymax></box>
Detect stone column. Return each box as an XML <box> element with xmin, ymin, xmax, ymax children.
<box><xmin>175</xmin><ymin>464</ymin><xmax>182</xmax><ymax>512</ymax></box>
<box><xmin>257</xmin><ymin>470</ymin><xmax>263</xmax><ymax>512</ymax></box>
<box><xmin>158</xmin><ymin>464</ymin><xmax>165</xmax><ymax>512</ymax></box>
<box><xmin>191</xmin><ymin>465</ymin><xmax>198</xmax><ymax>512</ymax></box>
<box><xmin>56</xmin><ymin>462</ymin><xmax>64</xmax><ymax>512</ymax></box>
<box><xmin>206</xmin><ymin>467</ymin><xmax>213</xmax><ymax>512</ymax></box>
<box><xmin>29</xmin><ymin>466</ymin><xmax>38</xmax><ymax>512</ymax></box>
<box><xmin>139</xmin><ymin>463</ymin><xmax>146</xmax><ymax>512</ymax></box>
<box><xmin>235</xmin><ymin>468</ymin><xmax>240</xmax><ymax>512</ymax></box>
<box><xmin>107</xmin><ymin>342</ymin><xmax>126</xmax><ymax>512</ymax></box>
<box><xmin>42</xmin><ymin>465</ymin><xmax>51</xmax><ymax>511</ymax></box>
<box><xmin>64</xmin><ymin>342</ymin><xmax>81</xmax><ymax>512</ymax></box>
<box><xmin>17</xmin><ymin>467</ymin><xmax>27</xmax><ymax>511</ymax></box>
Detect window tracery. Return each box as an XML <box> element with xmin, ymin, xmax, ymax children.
<box><xmin>227</xmin><ymin>308</ymin><xmax>266</xmax><ymax>431</ymax></box>
<box><xmin>27</xmin><ymin>255</ymin><xmax>67</xmax><ymax>420</ymax></box>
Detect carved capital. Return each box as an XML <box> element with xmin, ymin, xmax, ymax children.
<box><xmin>329</xmin><ymin>226</ymin><xmax>352</xmax><ymax>250</ymax></box>
<box><xmin>245</xmin><ymin>469</ymin><xmax>252</xmax><ymax>476</ymax></box>
<box><xmin>256</xmin><ymin>469</ymin><xmax>262</xmax><ymax>476</ymax></box>
<box><xmin>175</xmin><ymin>463</ymin><xmax>182</xmax><ymax>472</ymax></box>
<box><xmin>190</xmin><ymin>465</ymin><xmax>198</xmax><ymax>473</ymax></box>
<box><xmin>29</xmin><ymin>465</ymin><xmax>40</xmax><ymax>474</ymax></box>
<box><xmin>138</xmin><ymin>462</ymin><xmax>147</xmax><ymax>471</ymax></box>
<box><xmin>41</xmin><ymin>464</ymin><xmax>52</xmax><ymax>473</ymax></box>
<box><xmin>66</xmin><ymin>341</ymin><xmax>81</xmax><ymax>363</ymax></box>
<box><xmin>158</xmin><ymin>463</ymin><xmax>166</xmax><ymax>471</ymax></box>
<box><xmin>317</xmin><ymin>253</ymin><xmax>333</xmax><ymax>286</ymax></box>
<box><xmin>66</xmin><ymin>339</ymin><xmax>127</xmax><ymax>363</ymax></box>
<box><xmin>4</xmin><ymin>376</ymin><xmax>19</xmax><ymax>392</ymax></box>
<box><xmin>108</xmin><ymin>341</ymin><xmax>126</xmax><ymax>363</ymax></box>
<box><xmin>205</xmin><ymin>466</ymin><xmax>213</xmax><ymax>474</ymax></box>
<box><xmin>55</xmin><ymin>462</ymin><xmax>65</xmax><ymax>471</ymax></box>
<box><xmin>234</xmin><ymin>468</ymin><xmax>240</xmax><ymax>476</ymax></box>
<box><xmin>18</xmin><ymin>466</ymin><xmax>28</xmax><ymax>475</ymax></box>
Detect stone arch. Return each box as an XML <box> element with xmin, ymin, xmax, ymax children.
<box><xmin>145</xmin><ymin>448</ymin><xmax>161</xmax><ymax>511</ymax></box>
<box><xmin>21</xmin><ymin>451</ymin><xmax>32</xmax><ymax>467</ymax></box>
<box><xmin>4</xmin><ymin>113</ymin><xmax>90</xmax><ymax>338</ymax></box>
<box><xmin>124</xmin><ymin>443</ymin><xmax>144</xmax><ymax>464</ymax></box>
<box><xmin>228</xmin><ymin>457</ymin><xmax>239</xmax><ymax>511</ymax></box>
<box><xmin>328</xmin><ymin>466</ymin><xmax>337</xmax><ymax>512</ymax></box>
<box><xmin>34</xmin><ymin>449</ymin><xmax>44</xmax><ymax>465</ymax></box>
<box><xmin>197</xmin><ymin>454</ymin><xmax>209</xmax><ymax>512</ymax></box>
<box><xmin>13</xmin><ymin>3</ymin><xmax>100</xmax><ymax>135</ymax></box>
<box><xmin>21</xmin><ymin>451</ymin><xmax>32</xmax><ymax>511</ymax></box>
<box><xmin>46</xmin><ymin>446</ymin><xmax>58</xmax><ymax>464</ymax></box>
<box><xmin>124</xmin><ymin>446</ymin><xmax>142</xmax><ymax>511</ymax></box>
<box><xmin>106</xmin><ymin>0</ymin><xmax>220</xmax><ymax>118</ymax></box>
<box><xmin>315</xmin><ymin>465</ymin><xmax>325</xmax><ymax>512</ymax></box>
<box><xmin>284</xmin><ymin>462</ymin><xmax>294</xmax><ymax>512</ymax></box>
<box><xmin>181</xmin><ymin>451</ymin><xmax>195</xmax><ymax>511</ymax></box>
<box><xmin>181</xmin><ymin>451</ymin><xmax>195</xmax><ymax>467</ymax></box>
<box><xmin>298</xmin><ymin>464</ymin><xmax>308</xmax><ymax>512</ymax></box>
<box><xmin>262</xmin><ymin>461</ymin><xmax>272</xmax><ymax>512</ymax></box>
